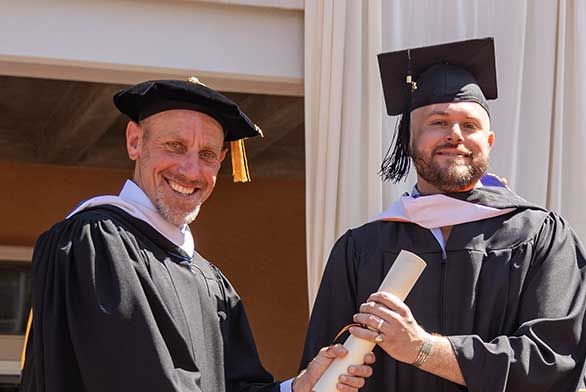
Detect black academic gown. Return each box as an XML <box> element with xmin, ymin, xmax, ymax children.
<box><xmin>300</xmin><ymin>187</ymin><xmax>586</xmax><ymax>392</ymax></box>
<box><xmin>21</xmin><ymin>206</ymin><xmax>279</xmax><ymax>392</ymax></box>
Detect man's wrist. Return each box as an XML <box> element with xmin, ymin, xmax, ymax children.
<box><xmin>411</xmin><ymin>334</ymin><xmax>433</xmax><ymax>368</ymax></box>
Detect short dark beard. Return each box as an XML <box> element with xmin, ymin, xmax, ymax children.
<box><xmin>411</xmin><ymin>144</ymin><xmax>488</xmax><ymax>193</ymax></box>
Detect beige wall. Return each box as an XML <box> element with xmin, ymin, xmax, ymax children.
<box><xmin>0</xmin><ymin>1</ymin><xmax>303</xmax><ymax>96</ymax></box>
<box><xmin>0</xmin><ymin>161</ymin><xmax>307</xmax><ymax>379</ymax></box>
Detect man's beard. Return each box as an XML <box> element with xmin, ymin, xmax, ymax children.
<box><xmin>154</xmin><ymin>188</ymin><xmax>201</xmax><ymax>227</ymax></box>
<box><xmin>411</xmin><ymin>144</ymin><xmax>488</xmax><ymax>193</ymax></box>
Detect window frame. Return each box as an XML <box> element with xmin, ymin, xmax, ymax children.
<box><xmin>0</xmin><ymin>245</ymin><xmax>33</xmax><ymax>382</ymax></box>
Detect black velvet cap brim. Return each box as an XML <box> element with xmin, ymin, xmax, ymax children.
<box><xmin>113</xmin><ymin>80</ymin><xmax>261</xmax><ymax>142</ymax></box>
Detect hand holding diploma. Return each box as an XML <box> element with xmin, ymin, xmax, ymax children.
<box><xmin>291</xmin><ymin>345</ymin><xmax>375</xmax><ymax>392</ymax></box>
<box><xmin>312</xmin><ymin>250</ymin><xmax>427</xmax><ymax>391</ymax></box>
<box><xmin>351</xmin><ymin>291</ymin><xmax>431</xmax><ymax>365</ymax></box>
<box><xmin>350</xmin><ymin>254</ymin><xmax>466</xmax><ymax>386</ymax></box>
<box><xmin>352</xmin><ymin>291</ymin><xmax>466</xmax><ymax>386</ymax></box>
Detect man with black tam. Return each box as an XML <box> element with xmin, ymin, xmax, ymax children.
<box><xmin>20</xmin><ymin>78</ymin><xmax>375</xmax><ymax>392</ymax></box>
<box><xmin>300</xmin><ymin>38</ymin><xmax>586</xmax><ymax>391</ymax></box>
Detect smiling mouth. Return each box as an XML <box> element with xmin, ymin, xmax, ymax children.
<box><xmin>436</xmin><ymin>150</ymin><xmax>471</xmax><ymax>157</ymax></box>
<box><xmin>166</xmin><ymin>179</ymin><xmax>198</xmax><ymax>195</ymax></box>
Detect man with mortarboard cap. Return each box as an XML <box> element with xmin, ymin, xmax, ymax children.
<box><xmin>20</xmin><ymin>79</ymin><xmax>375</xmax><ymax>392</ymax></box>
<box><xmin>300</xmin><ymin>38</ymin><xmax>586</xmax><ymax>391</ymax></box>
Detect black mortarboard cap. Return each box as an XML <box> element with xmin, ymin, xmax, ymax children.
<box><xmin>113</xmin><ymin>78</ymin><xmax>262</xmax><ymax>142</ymax></box>
<box><xmin>378</xmin><ymin>37</ymin><xmax>498</xmax><ymax>116</ymax></box>
<box><xmin>114</xmin><ymin>78</ymin><xmax>261</xmax><ymax>182</ymax></box>
<box><xmin>377</xmin><ymin>37</ymin><xmax>498</xmax><ymax>182</ymax></box>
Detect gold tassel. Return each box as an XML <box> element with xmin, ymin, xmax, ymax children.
<box><xmin>231</xmin><ymin>139</ymin><xmax>251</xmax><ymax>182</ymax></box>
<box><xmin>21</xmin><ymin>309</ymin><xmax>33</xmax><ymax>370</ymax></box>
<box><xmin>187</xmin><ymin>75</ymin><xmax>256</xmax><ymax>183</ymax></box>
<box><xmin>187</xmin><ymin>76</ymin><xmax>206</xmax><ymax>86</ymax></box>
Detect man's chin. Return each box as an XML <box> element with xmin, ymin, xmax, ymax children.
<box><xmin>183</xmin><ymin>209</ymin><xmax>200</xmax><ymax>225</ymax></box>
<box><xmin>418</xmin><ymin>165</ymin><xmax>480</xmax><ymax>192</ymax></box>
<box><xmin>155</xmin><ymin>197</ymin><xmax>202</xmax><ymax>226</ymax></box>
<box><xmin>163</xmin><ymin>209</ymin><xmax>200</xmax><ymax>227</ymax></box>
<box><xmin>432</xmin><ymin>156</ymin><xmax>468</xmax><ymax>169</ymax></box>
<box><xmin>413</xmin><ymin>152</ymin><xmax>487</xmax><ymax>193</ymax></box>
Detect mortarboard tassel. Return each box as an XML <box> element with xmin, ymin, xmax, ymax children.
<box><xmin>380</xmin><ymin>49</ymin><xmax>418</xmax><ymax>183</ymax></box>
<box><xmin>380</xmin><ymin>50</ymin><xmax>418</xmax><ymax>183</ymax></box>
<box><xmin>186</xmin><ymin>76</ymin><xmax>253</xmax><ymax>183</ymax></box>
<box><xmin>231</xmin><ymin>139</ymin><xmax>251</xmax><ymax>182</ymax></box>
<box><xmin>380</xmin><ymin>112</ymin><xmax>411</xmax><ymax>183</ymax></box>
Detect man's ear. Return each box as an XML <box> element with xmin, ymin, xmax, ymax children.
<box><xmin>487</xmin><ymin>130</ymin><xmax>495</xmax><ymax>150</ymax></box>
<box><xmin>126</xmin><ymin>121</ymin><xmax>142</xmax><ymax>161</ymax></box>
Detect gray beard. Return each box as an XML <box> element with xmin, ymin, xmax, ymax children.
<box><xmin>155</xmin><ymin>188</ymin><xmax>201</xmax><ymax>227</ymax></box>
<box><xmin>411</xmin><ymin>148</ymin><xmax>488</xmax><ymax>193</ymax></box>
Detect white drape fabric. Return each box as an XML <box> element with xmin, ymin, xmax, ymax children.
<box><xmin>304</xmin><ymin>0</ymin><xmax>383</xmax><ymax>308</ymax></box>
<box><xmin>304</xmin><ymin>0</ymin><xmax>586</xmax><ymax>309</ymax></box>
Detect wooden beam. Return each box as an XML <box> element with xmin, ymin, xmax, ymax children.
<box><xmin>0</xmin><ymin>127</ymin><xmax>37</xmax><ymax>164</ymax></box>
<box><xmin>228</xmin><ymin>93</ymin><xmax>304</xmax><ymax>158</ymax></box>
<box><xmin>0</xmin><ymin>74</ymin><xmax>305</xmax><ymax>179</ymax></box>
<box><xmin>218</xmin><ymin>93</ymin><xmax>304</xmax><ymax>177</ymax></box>
<box><xmin>219</xmin><ymin>143</ymin><xmax>305</xmax><ymax>179</ymax></box>
<box><xmin>79</xmin><ymin>116</ymin><xmax>133</xmax><ymax>169</ymax></box>
<box><xmin>39</xmin><ymin>84</ymin><xmax>125</xmax><ymax>165</ymax></box>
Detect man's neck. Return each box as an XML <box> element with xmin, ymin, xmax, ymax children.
<box><xmin>415</xmin><ymin>178</ymin><xmax>479</xmax><ymax>196</ymax></box>
<box><xmin>415</xmin><ymin>178</ymin><xmax>480</xmax><ymax>243</ymax></box>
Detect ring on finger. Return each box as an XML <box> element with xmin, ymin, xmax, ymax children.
<box><xmin>376</xmin><ymin>317</ymin><xmax>384</xmax><ymax>331</ymax></box>
<box><xmin>374</xmin><ymin>334</ymin><xmax>384</xmax><ymax>344</ymax></box>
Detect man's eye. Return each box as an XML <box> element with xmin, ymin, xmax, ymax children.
<box><xmin>200</xmin><ymin>151</ymin><xmax>217</xmax><ymax>160</ymax></box>
<box><xmin>166</xmin><ymin>142</ymin><xmax>183</xmax><ymax>150</ymax></box>
<box><xmin>431</xmin><ymin>120</ymin><xmax>447</xmax><ymax>127</ymax></box>
<box><xmin>463</xmin><ymin>122</ymin><xmax>479</xmax><ymax>130</ymax></box>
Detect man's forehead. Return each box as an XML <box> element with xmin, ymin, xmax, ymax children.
<box><xmin>140</xmin><ymin>110</ymin><xmax>226</xmax><ymax>143</ymax></box>
<box><xmin>412</xmin><ymin>101</ymin><xmax>490</xmax><ymax>119</ymax></box>
<box><xmin>142</xmin><ymin>109</ymin><xmax>223</xmax><ymax>130</ymax></box>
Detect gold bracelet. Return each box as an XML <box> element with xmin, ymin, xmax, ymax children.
<box><xmin>412</xmin><ymin>335</ymin><xmax>433</xmax><ymax>368</ymax></box>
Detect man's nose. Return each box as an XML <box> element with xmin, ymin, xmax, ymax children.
<box><xmin>446</xmin><ymin>123</ymin><xmax>464</xmax><ymax>143</ymax></box>
<box><xmin>177</xmin><ymin>154</ymin><xmax>203</xmax><ymax>180</ymax></box>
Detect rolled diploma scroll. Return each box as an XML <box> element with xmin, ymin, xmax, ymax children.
<box><xmin>313</xmin><ymin>250</ymin><xmax>427</xmax><ymax>392</ymax></box>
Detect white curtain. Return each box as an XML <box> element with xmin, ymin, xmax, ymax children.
<box><xmin>304</xmin><ymin>0</ymin><xmax>586</xmax><ymax>309</ymax></box>
<box><xmin>304</xmin><ymin>0</ymin><xmax>384</xmax><ymax>308</ymax></box>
